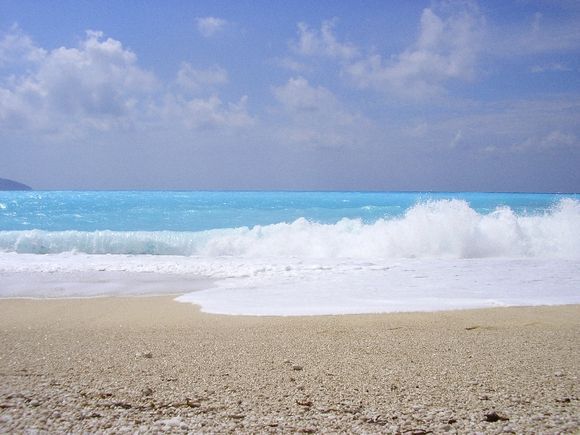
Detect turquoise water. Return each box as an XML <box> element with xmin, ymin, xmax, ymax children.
<box><xmin>0</xmin><ymin>191</ymin><xmax>578</xmax><ymax>257</ymax></box>
<box><xmin>0</xmin><ymin>191</ymin><xmax>575</xmax><ymax>232</ymax></box>
<box><xmin>1</xmin><ymin>191</ymin><xmax>579</xmax><ymax>314</ymax></box>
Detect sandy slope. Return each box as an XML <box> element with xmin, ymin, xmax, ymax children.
<box><xmin>0</xmin><ymin>297</ymin><xmax>578</xmax><ymax>433</ymax></box>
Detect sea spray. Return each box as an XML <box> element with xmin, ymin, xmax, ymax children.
<box><xmin>1</xmin><ymin>199</ymin><xmax>578</xmax><ymax>259</ymax></box>
<box><xmin>2</xmin><ymin>192</ymin><xmax>579</xmax><ymax>314</ymax></box>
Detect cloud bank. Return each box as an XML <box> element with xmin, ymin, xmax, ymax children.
<box><xmin>196</xmin><ymin>17</ymin><xmax>227</xmax><ymax>38</ymax></box>
<box><xmin>0</xmin><ymin>0</ymin><xmax>579</xmax><ymax>191</ymax></box>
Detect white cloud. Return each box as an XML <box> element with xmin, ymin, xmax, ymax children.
<box><xmin>403</xmin><ymin>97</ymin><xmax>580</xmax><ymax>155</ymax></box>
<box><xmin>0</xmin><ymin>29</ymin><xmax>253</xmax><ymax>140</ymax></box>
<box><xmin>450</xmin><ymin>129</ymin><xmax>463</xmax><ymax>148</ymax></box>
<box><xmin>0</xmin><ymin>25</ymin><xmax>46</xmax><ymax>66</ymax></box>
<box><xmin>512</xmin><ymin>130</ymin><xmax>577</xmax><ymax>152</ymax></box>
<box><xmin>196</xmin><ymin>17</ymin><xmax>227</xmax><ymax>38</ymax></box>
<box><xmin>176</xmin><ymin>63</ymin><xmax>228</xmax><ymax>92</ymax></box>
<box><xmin>291</xmin><ymin>19</ymin><xmax>358</xmax><ymax>60</ymax></box>
<box><xmin>273</xmin><ymin>76</ymin><xmax>338</xmax><ymax>111</ymax></box>
<box><xmin>489</xmin><ymin>9</ymin><xmax>580</xmax><ymax>55</ymax></box>
<box><xmin>0</xmin><ymin>30</ymin><xmax>156</xmax><ymax>136</ymax></box>
<box><xmin>525</xmin><ymin>10</ymin><xmax>580</xmax><ymax>52</ymax></box>
<box><xmin>345</xmin><ymin>3</ymin><xmax>484</xmax><ymax>99</ymax></box>
<box><xmin>539</xmin><ymin>130</ymin><xmax>577</xmax><ymax>148</ymax></box>
<box><xmin>271</xmin><ymin>77</ymin><xmax>371</xmax><ymax>148</ymax></box>
<box><xmin>530</xmin><ymin>63</ymin><xmax>572</xmax><ymax>73</ymax></box>
<box><xmin>282</xmin><ymin>2</ymin><xmax>579</xmax><ymax>101</ymax></box>
<box><xmin>273</xmin><ymin>56</ymin><xmax>311</xmax><ymax>73</ymax></box>
<box><xmin>161</xmin><ymin>94</ymin><xmax>253</xmax><ymax>130</ymax></box>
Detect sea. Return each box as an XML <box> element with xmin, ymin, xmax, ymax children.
<box><xmin>0</xmin><ymin>191</ymin><xmax>579</xmax><ymax>315</ymax></box>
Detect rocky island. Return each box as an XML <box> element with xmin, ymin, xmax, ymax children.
<box><xmin>0</xmin><ymin>178</ymin><xmax>32</xmax><ymax>191</ymax></box>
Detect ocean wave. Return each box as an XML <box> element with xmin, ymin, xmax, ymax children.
<box><xmin>0</xmin><ymin>199</ymin><xmax>578</xmax><ymax>259</ymax></box>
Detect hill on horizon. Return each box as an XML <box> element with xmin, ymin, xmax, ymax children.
<box><xmin>0</xmin><ymin>178</ymin><xmax>32</xmax><ymax>191</ymax></box>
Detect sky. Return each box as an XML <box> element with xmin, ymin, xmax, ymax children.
<box><xmin>0</xmin><ymin>0</ymin><xmax>579</xmax><ymax>192</ymax></box>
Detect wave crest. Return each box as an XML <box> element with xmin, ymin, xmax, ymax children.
<box><xmin>0</xmin><ymin>199</ymin><xmax>578</xmax><ymax>259</ymax></box>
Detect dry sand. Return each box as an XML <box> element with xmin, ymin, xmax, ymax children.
<box><xmin>0</xmin><ymin>297</ymin><xmax>578</xmax><ymax>433</ymax></box>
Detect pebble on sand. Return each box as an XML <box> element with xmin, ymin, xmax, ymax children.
<box><xmin>485</xmin><ymin>411</ymin><xmax>509</xmax><ymax>422</ymax></box>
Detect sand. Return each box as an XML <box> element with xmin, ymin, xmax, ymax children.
<box><xmin>0</xmin><ymin>298</ymin><xmax>578</xmax><ymax>433</ymax></box>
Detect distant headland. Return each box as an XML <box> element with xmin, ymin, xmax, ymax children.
<box><xmin>0</xmin><ymin>178</ymin><xmax>32</xmax><ymax>191</ymax></box>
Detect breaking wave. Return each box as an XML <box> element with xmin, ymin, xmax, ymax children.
<box><xmin>1</xmin><ymin>199</ymin><xmax>579</xmax><ymax>259</ymax></box>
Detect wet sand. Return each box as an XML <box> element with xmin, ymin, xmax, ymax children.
<box><xmin>0</xmin><ymin>297</ymin><xmax>578</xmax><ymax>433</ymax></box>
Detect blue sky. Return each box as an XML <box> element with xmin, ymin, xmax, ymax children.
<box><xmin>0</xmin><ymin>0</ymin><xmax>579</xmax><ymax>191</ymax></box>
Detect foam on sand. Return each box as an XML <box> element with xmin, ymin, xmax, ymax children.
<box><xmin>175</xmin><ymin>257</ymin><xmax>580</xmax><ymax>315</ymax></box>
<box><xmin>1</xmin><ymin>252</ymin><xmax>579</xmax><ymax>316</ymax></box>
<box><xmin>1</xmin><ymin>199</ymin><xmax>579</xmax><ymax>315</ymax></box>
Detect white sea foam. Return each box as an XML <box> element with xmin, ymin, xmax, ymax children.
<box><xmin>1</xmin><ymin>252</ymin><xmax>578</xmax><ymax>315</ymax></box>
<box><xmin>176</xmin><ymin>258</ymin><xmax>580</xmax><ymax>315</ymax></box>
<box><xmin>0</xmin><ymin>199</ymin><xmax>579</xmax><ymax>259</ymax></box>
<box><xmin>1</xmin><ymin>199</ymin><xmax>579</xmax><ymax>315</ymax></box>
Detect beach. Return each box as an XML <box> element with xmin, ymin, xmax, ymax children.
<box><xmin>2</xmin><ymin>0</ymin><xmax>580</xmax><ymax>431</ymax></box>
<box><xmin>0</xmin><ymin>297</ymin><xmax>578</xmax><ymax>433</ymax></box>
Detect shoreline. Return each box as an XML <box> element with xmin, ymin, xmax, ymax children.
<box><xmin>1</xmin><ymin>297</ymin><xmax>578</xmax><ymax>432</ymax></box>
<box><xmin>3</xmin><ymin>254</ymin><xmax>579</xmax><ymax>316</ymax></box>
<box><xmin>1</xmin><ymin>293</ymin><xmax>580</xmax><ymax>317</ymax></box>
